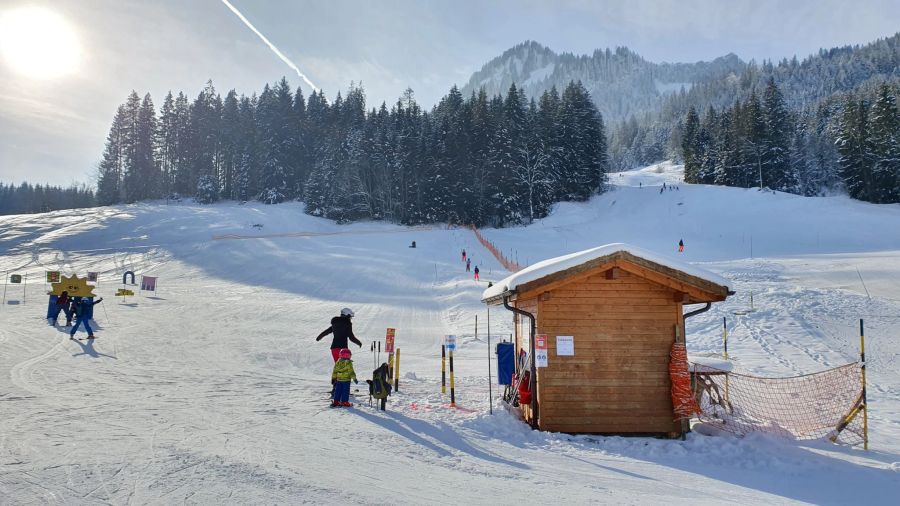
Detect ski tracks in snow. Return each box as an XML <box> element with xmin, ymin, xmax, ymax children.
<box><xmin>9</xmin><ymin>333</ymin><xmax>70</xmax><ymax>398</ymax></box>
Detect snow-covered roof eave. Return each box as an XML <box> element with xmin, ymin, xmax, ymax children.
<box><xmin>481</xmin><ymin>243</ymin><xmax>731</xmax><ymax>303</ymax></box>
<box><xmin>482</xmin><ymin>287</ymin><xmax>515</xmax><ymax>306</ymax></box>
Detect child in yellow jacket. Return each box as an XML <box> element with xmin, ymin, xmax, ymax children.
<box><xmin>331</xmin><ymin>348</ymin><xmax>358</xmax><ymax>407</ymax></box>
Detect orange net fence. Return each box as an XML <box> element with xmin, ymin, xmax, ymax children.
<box><xmin>469</xmin><ymin>225</ymin><xmax>522</xmax><ymax>272</ymax></box>
<box><xmin>670</xmin><ymin>343</ymin><xmax>701</xmax><ymax>420</ymax></box>
<box><xmin>691</xmin><ymin>362</ymin><xmax>865</xmax><ymax>446</ymax></box>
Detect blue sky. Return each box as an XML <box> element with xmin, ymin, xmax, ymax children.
<box><xmin>1</xmin><ymin>0</ymin><xmax>899</xmax><ymax>186</ymax></box>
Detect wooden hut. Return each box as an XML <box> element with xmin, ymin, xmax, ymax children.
<box><xmin>482</xmin><ymin>243</ymin><xmax>732</xmax><ymax>436</ymax></box>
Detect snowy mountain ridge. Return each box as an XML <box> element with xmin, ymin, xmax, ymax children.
<box><xmin>460</xmin><ymin>40</ymin><xmax>745</xmax><ymax>123</ymax></box>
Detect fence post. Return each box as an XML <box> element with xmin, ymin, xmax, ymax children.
<box><xmin>394</xmin><ymin>348</ymin><xmax>400</xmax><ymax>392</ymax></box>
<box><xmin>441</xmin><ymin>344</ymin><xmax>446</xmax><ymax>394</ymax></box>
<box><xmin>723</xmin><ymin>316</ymin><xmax>728</xmax><ymax>359</ymax></box>
<box><xmin>487</xmin><ymin>306</ymin><xmax>493</xmax><ymax>415</ymax></box>
<box><xmin>860</xmin><ymin>319</ymin><xmax>869</xmax><ymax>450</ymax></box>
<box><xmin>724</xmin><ymin>316</ymin><xmax>730</xmax><ymax>403</ymax></box>
<box><xmin>449</xmin><ymin>349</ymin><xmax>456</xmax><ymax>407</ymax></box>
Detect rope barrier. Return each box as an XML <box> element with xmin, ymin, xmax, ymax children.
<box><xmin>469</xmin><ymin>225</ymin><xmax>522</xmax><ymax>272</ymax></box>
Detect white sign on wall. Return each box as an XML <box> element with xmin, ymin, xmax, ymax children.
<box><xmin>556</xmin><ymin>335</ymin><xmax>574</xmax><ymax>356</ymax></box>
<box><xmin>535</xmin><ymin>334</ymin><xmax>548</xmax><ymax>368</ymax></box>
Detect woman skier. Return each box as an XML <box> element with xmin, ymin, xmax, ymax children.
<box><xmin>316</xmin><ymin>308</ymin><xmax>362</xmax><ymax>362</ymax></box>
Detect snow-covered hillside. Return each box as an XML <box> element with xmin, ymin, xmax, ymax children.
<box><xmin>2</xmin><ymin>163</ymin><xmax>899</xmax><ymax>503</ymax></box>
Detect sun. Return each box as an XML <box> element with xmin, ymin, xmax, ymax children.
<box><xmin>0</xmin><ymin>6</ymin><xmax>81</xmax><ymax>80</ymax></box>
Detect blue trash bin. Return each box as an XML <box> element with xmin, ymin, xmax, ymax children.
<box><xmin>496</xmin><ymin>342</ymin><xmax>514</xmax><ymax>385</ymax></box>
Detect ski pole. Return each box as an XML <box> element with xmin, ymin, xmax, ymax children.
<box><xmin>100</xmin><ymin>298</ymin><xmax>111</xmax><ymax>325</ymax></box>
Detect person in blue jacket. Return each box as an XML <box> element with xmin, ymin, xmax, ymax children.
<box><xmin>70</xmin><ymin>296</ymin><xmax>103</xmax><ymax>339</ymax></box>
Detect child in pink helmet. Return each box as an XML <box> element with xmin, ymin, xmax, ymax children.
<box><xmin>331</xmin><ymin>348</ymin><xmax>358</xmax><ymax>407</ymax></box>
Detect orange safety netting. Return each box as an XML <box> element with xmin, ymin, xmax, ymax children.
<box><xmin>469</xmin><ymin>225</ymin><xmax>522</xmax><ymax>272</ymax></box>
<box><xmin>670</xmin><ymin>343</ymin><xmax>701</xmax><ymax>419</ymax></box>
<box><xmin>691</xmin><ymin>362</ymin><xmax>865</xmax><ymax>446</ymax></box>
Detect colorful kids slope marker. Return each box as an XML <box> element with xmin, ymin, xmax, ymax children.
<box><xmin>140</xmin><ymin>275</ymin><xmax>157</xmax><ymax>293</ymax></box>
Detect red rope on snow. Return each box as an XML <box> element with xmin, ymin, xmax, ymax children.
<box><xmin>469</xmin><ymin>225</ymin><xmax>522</xmax><ymax>272</ymax></box>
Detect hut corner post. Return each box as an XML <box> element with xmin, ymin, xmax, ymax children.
<box><xmin>680</xmin><ymin>302</ymin><xmax>712</xmax><ymax>439</ymax></box>
<box><xmin>503</xmin><ymin>296</ymin><xmax>538</xmax><ymax>429</ymax></box>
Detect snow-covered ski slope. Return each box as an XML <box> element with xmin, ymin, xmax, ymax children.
<box><xmin>2</xmin><ymin>162</ymin><xmax>899</xmax><ymax>504</ymax></box>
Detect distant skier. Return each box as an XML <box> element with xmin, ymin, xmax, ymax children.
<box><xmin>316</xmin><ymin>308</ymin><xmax>362</xmax><ymax>362</ymax></box>
<box><xmin>69</xmin><ymin>296</ymin><xmax>103</xmax><ymax>339</ymax></box>
<box><xmin>678</xmin><ymin>239</ymin><xmax>684</xmax><ymax>253</ymax></box>
<box><xmin>461</xmin><ymin>249</ymin><xmax>466</xmax><ymax>262</ymax></box>
<box><xmin>474</xmin><ymin>266</ymin><xmax>480</xmax><ymax>281</ymax></box>
<box><xmin>51</xmin><ymin>290</ymin><xmax>73</xmax><ymax>326</ymax></box>
<box><xmin>331</xmin><ymin>348</ymin><xmax>358</xmax><ymax>407</ymax></box>
<box><xmin>466</xmin><ymin>258</ymin><xmax>471</xmax><ymax>272</ymax></box>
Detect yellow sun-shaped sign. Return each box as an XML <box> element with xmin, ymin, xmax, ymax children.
<box><xmin>50</xmin><ymin>274</ymin><xmax>96</xmax><ymax>298</ymax></box>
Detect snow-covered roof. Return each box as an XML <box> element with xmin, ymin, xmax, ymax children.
<box><xmin>482</xmin><ymin>242</ymin><xmax>730</xmax><ymax>302</ymax></box>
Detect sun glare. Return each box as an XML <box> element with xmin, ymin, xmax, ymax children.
<box><xmin>0</xmin><ymin>6</ymin><xmax>81</xmax><ymax>80</ymax></box>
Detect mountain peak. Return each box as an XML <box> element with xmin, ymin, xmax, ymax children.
<box><xmin>461</xmin><ymin>42</ymin><xmax>744</xmax><ymax>122</ymax></box>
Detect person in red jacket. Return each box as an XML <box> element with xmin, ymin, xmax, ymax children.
<box><xmin>316</xmin><ymin>308</ymin><xmax>362</xmax><ymax>362</ymax></box>
<box><xmin>51</xmin><ymin>290</ymin><xmax>73</xmax><ymax>326</ymax></box>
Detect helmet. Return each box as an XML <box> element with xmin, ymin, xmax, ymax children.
<box><xmin>339</xmin><ymin>348</ymin><xmax>352</xmax><ymax>359</ymax></box>
<box><xmin>340</xmin><ymin>308</ymin><xmax>354</xmax><ymax>317</ymax></box>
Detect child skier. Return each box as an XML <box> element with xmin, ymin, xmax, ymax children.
<box><xmin>51</xmin><ymin>290</ymin><xmax>73</xmax><ymax>326</ymax></box>
<box><xmin>474</xmin><ymin>266</ymin><xmax>480</xmax><ymax>281</ymax></box>
<box><xmin>678</xmin><ymin>239</ymin><xmax>684</xmax><ymax>253</ymax></box>
<box><xmin>69</xmin><ymin>296</ymin><xmax>103</xmax><ymax>339</ymax></box>
<box><xmin>331</xmin><ymin>348</ymin><xmax>358</xmax><ymax>407</ymax></box>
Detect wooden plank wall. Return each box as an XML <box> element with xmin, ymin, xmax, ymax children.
<box><xmin>535</xmin><ymin>269</ymin><xmax>681</xmax><ymax>434</ymax></box>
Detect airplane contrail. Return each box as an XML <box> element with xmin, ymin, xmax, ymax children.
<box><xmin>220</xmin><ymin>0</ymin><xmax>319</xmax><ymax>92</ymax></box>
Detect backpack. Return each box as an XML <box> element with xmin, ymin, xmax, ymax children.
<box><xmin>368</xmin><ymin>363</ymin><xmax>393</xmax><ymax>400</ymax></box>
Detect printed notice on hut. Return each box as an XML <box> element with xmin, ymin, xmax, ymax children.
<box><xmin>535</xmin><ymin>334</ymin><xmax>548</xmax><ymax>367</ymax></box>
<box><xmin>556</xmin><ymin>335</ymin><xmax>574</xmax><ymax>356</ymax></box>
